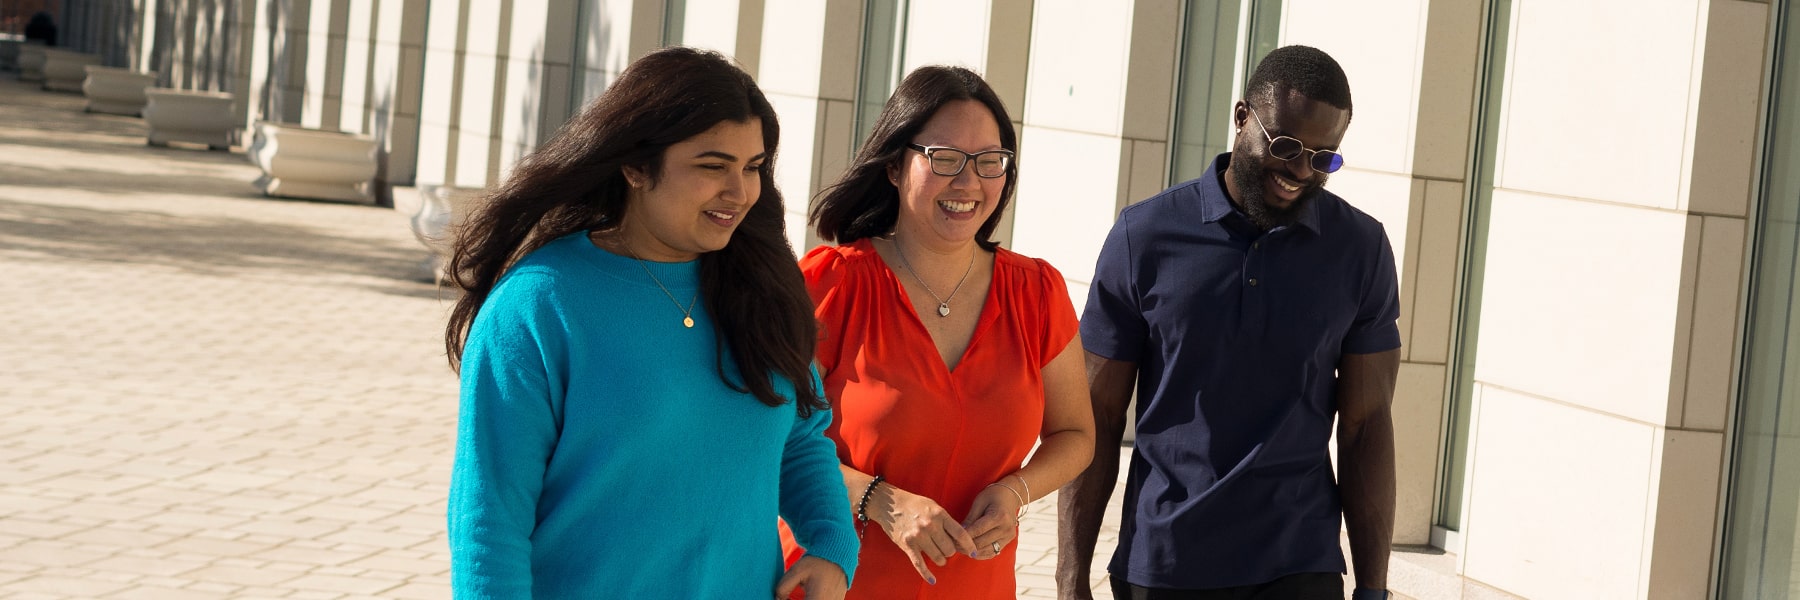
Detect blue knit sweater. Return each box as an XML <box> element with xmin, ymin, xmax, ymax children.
<box><xmin>448</xmin><ymin>233</ymin><xmax>859</xmax><ymax>597</ymax></box>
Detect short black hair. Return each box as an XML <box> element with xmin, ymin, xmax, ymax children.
<box><xmin>1246</xmin><ymin>45</ymin><xmax>1352</xmax><ymax>117</ymax></box>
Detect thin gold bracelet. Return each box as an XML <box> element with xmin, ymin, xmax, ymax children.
<box><xmin>986</xmin><ymin>481</ymin><xmax>1026</xmax><ymax>518</ymax></box>
<box><xmin>1015</xmin><ymin>468</ymin><xmax>1029</xmax><ymax>511</ymax></box>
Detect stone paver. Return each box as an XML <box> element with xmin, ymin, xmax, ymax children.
<box><xmin>0</xmin><ymin>76</ymin><xmax>1126</xmax><ymax>598</ymax></box>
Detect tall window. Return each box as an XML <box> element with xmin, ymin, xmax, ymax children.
<box><xmin>1721</xmin><ymin>2</ymin><xmax>1800</xmax><ymax>597</ymax></box>
<box><xmin>663</xmin><ymin>0</ymin><xmax>686</xmax><ymax>46</ymax></box>
<box><xmin>1434</xmin><ymin>0</ymin><xmax>1513</xmax><ymax>541</ymax></box>
<box><xmin>1167</xmin><ymin>0</ymin><xmax>1282</xmax><ymax>185</ymax></box>
<box><xmin>853</xmin><ymin>0</ymin><xmax>907</xmax><ymax>154</ymax></box>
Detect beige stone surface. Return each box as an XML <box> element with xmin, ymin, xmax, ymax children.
<box><xmin>1644</xmin><ymin>429</ymin><xmax>1724</xmax><ymax>599</ymax></box>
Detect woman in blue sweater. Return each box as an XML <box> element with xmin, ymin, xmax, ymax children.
<box><xmin>443</xmin><ymin>47</ymin><xmax>858</xmax><ymax>599</ymax></box>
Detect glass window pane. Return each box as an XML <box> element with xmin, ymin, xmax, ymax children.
<box><xmin>663</xmin><ymin>0</ymin><xmax>686</xmax><ymax>46</ymax></box>
<box><xmin>853</xmin><ymin>0</ymin><xmax>907</xmax><ymax>154</ymax></box>
<box><xmin>1438</xmin><ymin>0</ymin><xmax>1513</xmax><ymax>533</ymax></box>
<box><xmin>1722</xmin><ymin>5</ymin><xmax>1800</xmax><ymax>596</ymax></box>
<box><xmin>1168</xmin><ymin>0</ymin><xmax>1247</xmax><ymax>184</ymax></box>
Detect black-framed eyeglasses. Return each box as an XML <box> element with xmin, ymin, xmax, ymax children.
<box><xmin>906</xmin><ymin>144</ymin><xmax>1013</xmax><ymax>178</ymax></box>
<box><xmin>1245</xmin><ymin>107</ymin><xmax>1345</xmax><ymax>173</ymax></box>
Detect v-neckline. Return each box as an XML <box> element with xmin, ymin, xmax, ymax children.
<box><xmin>872</xmin><ymin>241</ymin><xmax>998</xmax><ymax>376</ymax></box>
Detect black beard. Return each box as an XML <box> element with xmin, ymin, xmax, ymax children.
<box><xmin>1228</xmin><ymin>151</ymin><xmax>1323</xmax><ymax>231</ymax></box>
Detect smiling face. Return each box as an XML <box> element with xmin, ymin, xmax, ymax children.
<box><xmin>616</xmin><ymin>118</ymin><xmax>767</xmax><ymax>262</ymax></box>
<box><xmin>1223</xmin><ymin>88</ymin><xmax>1350</xmax><ymax>230</ymax></box>
<box><xmin>886</xmin><ymin>99</ymin><xmax>1008</xmax><ymax>250</ymax></box>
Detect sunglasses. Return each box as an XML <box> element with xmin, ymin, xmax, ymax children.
<box><xmin>1245</xmin><ymin>107</ymin><xmax>1345</xmax><ymax>173</ymax></box>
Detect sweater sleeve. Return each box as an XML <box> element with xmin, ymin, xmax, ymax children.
<box><xmin>447</xmin><ymin>272</ymin><xmax>567</xmax><ymax>598</ymax></box>
<box><xmin>778</xmin><ymin>366</ymin><xmax>860</xmax><ymax>585</ymax></box>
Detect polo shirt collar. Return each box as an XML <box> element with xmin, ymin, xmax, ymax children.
<box><xmin>1199</xmin><ymin>153</ymin><xmax>1323</xmax><ymax>235</ymax></box>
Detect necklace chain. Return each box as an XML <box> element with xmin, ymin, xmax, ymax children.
<box><xmin>622</xmin><ymin>242</ymin><xmax>699</xmax><ymax>329</ymax></box>
<box><xmin>892</xmin><ymin>237</ymin><xmax>975</xmax><ymax>318</ymax></box>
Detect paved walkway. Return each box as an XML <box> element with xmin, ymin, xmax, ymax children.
<box><xmin>0</xmin><ymin>77</ymin><xmax>1125</xmax><ymax>598</ymax></box>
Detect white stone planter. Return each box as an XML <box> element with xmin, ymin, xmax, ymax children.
<box><xmin>0</xmin><ymin>38</ymin><xmax>20</xmax><ymax>71</ymax></box>
<box><xmin>41</xmin><ymin>49</ymin><xmax>101</xmax><ymax>92</ymax></box>
<box><xmin>409</xmin><ymin>184</ymin><xmax>485</xmax><ymax>282</ymax></box>
<box><xmin>18</xmin><ymin>43</ymin><xmax>47</xmax><ymax>82</ymax></box>
<box><xmin>83</xmin><ymin>66</ymin><xmax>157</xmax><ymax>115</ymax></box>
<box><xmin>142</xmin><ymin>88</ymin><xmax>237</xmax><ymax>150</ymax></box>
<box><xmin>248</xmin><ymin>121</ymin><xmax>379</xmax><ymax>203</ymax></box>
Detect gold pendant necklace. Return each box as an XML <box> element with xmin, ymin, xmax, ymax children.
<box><xmin>892</xmin><ymin>237</ymin><xmax>975</xmax><ymax>318</ymax></box>
<box><xmin>623</xmin><ymin>243</ymin><xmax>699</xmax><ymax>328</ymax></box>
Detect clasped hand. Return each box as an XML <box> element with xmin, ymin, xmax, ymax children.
<box><xmin>873</xmin><ymin>482</ymin><xmax>1024</xmax><ymax>584</ymax></box>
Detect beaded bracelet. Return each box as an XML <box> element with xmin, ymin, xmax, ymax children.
<box><xmin>855</xmin><ymin>475</ymin><xmax>885</xmax><ymax>539</ymax></box>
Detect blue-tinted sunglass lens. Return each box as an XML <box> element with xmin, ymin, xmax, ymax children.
<box><xmin>1316</xmin><ymin>152</ymin><xmax>1344</xmax><ymax>173</ymax></box>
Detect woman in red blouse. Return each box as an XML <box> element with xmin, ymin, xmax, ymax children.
<box><xmin>793</xmin><ymin>66</ymin><xmax>1096</xmax><ymax>599</ymax></box>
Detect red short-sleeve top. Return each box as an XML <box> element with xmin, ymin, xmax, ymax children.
<box><xmin>798</xmin><ymin>238</ymin><xmax>1079</xmax><ymax>599</ymax></box>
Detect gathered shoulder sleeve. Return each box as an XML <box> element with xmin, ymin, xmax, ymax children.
<box><xmin>447</xmin><ymin>268</ymin><xmax>570</xmax><ymax>596</ymax></box>
<box><xmin>1029</xmin><ymin>258</ymin><xmax>1081</xmax><ymax>368</ymax></box>
<box><xmin>778</xmin><ymin>366</ymin><xmax>860</xmax><ymax>584</ymax></box>
<box><xmin>800</xmin><ymin>245</ymin><xmax>852</xmax><ymax>375</ymax></box>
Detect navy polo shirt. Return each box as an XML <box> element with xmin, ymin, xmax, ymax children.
<box><xmin>1081</xmin><ymin>153</ymin><xmax>1401</xmax><ymax>589</ymax></box>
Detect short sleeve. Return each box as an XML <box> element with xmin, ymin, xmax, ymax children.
<box><xmin>1033</xmin><ymin>258</ymin><xmax>1080</xmax><ymax>368</ymax></box>
<box><xmin>1080</xmin><ymin>211</ymin><xmax>1149</xmax><ymax>362</ymax></box>
<box><xmin>1341</xmin><ymin>228</ymin><xmax>1402</xmax><ymax>355</ymax></box>
<box><xmin>799</xmin><ymin>245</ymin><xmax>849</xmax><ymax>375</ymax></box>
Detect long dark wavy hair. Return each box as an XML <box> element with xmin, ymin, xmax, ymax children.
<box><xmin>811</xmin><ymin>66</ymin><xmax>1018</xmax><ymax>251</ymax></box>
<box><xmin>444</xmin><ymin>46</ymin><xmax>824</xmax><ymax>416</ymax></box>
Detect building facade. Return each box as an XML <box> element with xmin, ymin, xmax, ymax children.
<box><xmin>51</xmin><ymin>0</ymin><xmax>1800</xmax><ymax>597</ymax></box>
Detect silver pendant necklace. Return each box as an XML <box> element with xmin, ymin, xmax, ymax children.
<box><xmin>892</xmin><ymin>237</ymin><xmax>975</xmax><ymax>318</ymax></box>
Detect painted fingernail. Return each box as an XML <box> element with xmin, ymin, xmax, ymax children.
<box><xmin>928</xmin><ymin>577</ymin><xmax>936</xmax><ymax>585</ymax></box>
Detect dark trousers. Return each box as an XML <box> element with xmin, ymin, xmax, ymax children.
<box><xmin>1111</xmin><ymin>572</ymin><xmax>1344</xmax><ymax>600</ymax></box>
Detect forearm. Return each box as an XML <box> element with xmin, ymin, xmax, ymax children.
<box><xmin>1338</xmin><ymin>407</ymin><xmax>1395</xmax><ymax>590</ymax></box>
<box><xmin>1055</xmin><ymin>418</ymin><xmax>1122</xmax><ymax>592</ymax></box>
<box><xmin>1057</xmin><ymin>353</ymin><xmax>1135</xmax><ymax>597</ymax></box>
<box><xmin>1012</xmin><ymin>429</ymin><xmax>1095</xmax><ymax>505</ymax></box>
<box><xmin>840</xmin><ymin>464</ymin><xmax>877</xmax><ymax>512</ymax></box>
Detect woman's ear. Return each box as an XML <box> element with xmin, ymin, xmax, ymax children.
<box><xmin>621</xmin><ymin>165</ymin><xmax>649</xmax><ymax>189</ymax></box>
<box><xmin>885</xmin><ymin>162</ymin><xmax>901</xmax><ymax>187</ymax></box>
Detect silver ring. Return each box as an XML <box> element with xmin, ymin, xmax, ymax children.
<box><xmin>992</xmin><ymin>542</ymin><xmax>1001</xmax><ymax>553</ymax></box>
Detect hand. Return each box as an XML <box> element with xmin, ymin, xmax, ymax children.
<box><xmin>775</xmin><ymin>555</ymin><xmax>847</xmax><ymax>600</ymax></box>
<box><xmin>960</xmin><ymin>482</ymin><xmax>1023</xmax><ymax>560</ymax></box>
<box><xmin>871</xmin><ymin>483</ymin><xmax>979</xmax><ymax>584</ymax></box>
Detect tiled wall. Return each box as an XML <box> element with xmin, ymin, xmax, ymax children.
<box><xmin>1278</xmin><ymin>0</ymin><xmax>1457</xmax><ymax>549</ymax></box>
<box><xmin>1010</xmin><ymin>0</ymin><xmax>1177</xmax><ymax>312</ymax></box>
<box><xmin>413</xmin><ymin>0</ymin><xmax>583</xmax><ymax>190</ymax></box>
<box><xmin>1451</xmin><ymin>0</ymin><xmax>1764</xmax><ymax>597</ymax></box>
<box><xmin>753</xmin><ymin>0</ymin><xmax>860</xmax><ymax>252</ymax></box>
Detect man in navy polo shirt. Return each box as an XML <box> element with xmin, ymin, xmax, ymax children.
<box><xmin>1056</xmin><ymin>46</ymin><xmax>1401</xmax><ymax>600</ymax></box>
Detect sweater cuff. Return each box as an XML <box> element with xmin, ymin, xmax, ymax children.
<box><xmin>797</xmin><ymin>523</ymin><xmax>860</xmax><ymax>586</ymax></box>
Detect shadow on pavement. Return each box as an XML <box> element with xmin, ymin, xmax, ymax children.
<box><xmin>0</xmin><ymin>162</ymin><xmax>263</xmax><ymax>200</ymax></box>
<box><xmin>0</xmin><ymin>197</ymin><xmax>450</xmax><ymax>299</ymax></box>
